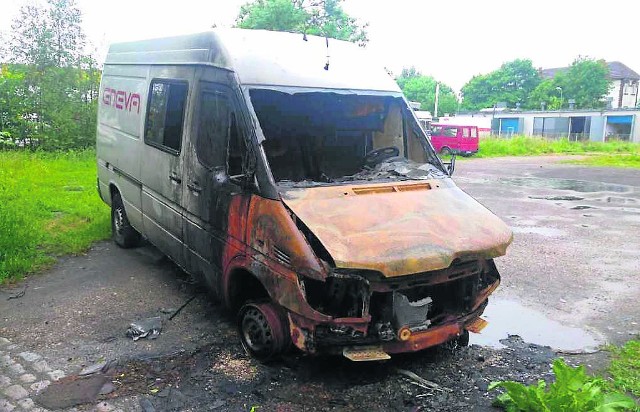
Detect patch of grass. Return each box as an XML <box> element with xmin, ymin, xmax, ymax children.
<box><xmin>565</xmin><ymin>154</ymin><xmax>640</xmax><ymax>169</ymax></box>
<box><xmin>476</xmin><ymin>136</ymin><xmax>640</xmax><ymax>158</ymax></box>
<box><xmin>609</xmin><ymin>339</ymin><xmax>640</xmax><ymax>398</ymax></box>
<box><xmin>0</xmin><ymin>149</ymin><xmax>110</xmax><ymax>283</ymax></box>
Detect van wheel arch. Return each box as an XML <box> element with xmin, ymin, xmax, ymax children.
<box><xmin>225</xmin><ymin>268</ymin><xmax>271</xmax><ymax>312</ymax></box>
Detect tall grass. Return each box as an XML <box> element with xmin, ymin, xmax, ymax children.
<box><xmin>0</xmin><ymin>150</ymin><xmax>110</xmax><ymax>283</ymax></box>
<box><xmin>477</xmin><ymin>136</ymin><xmax>640</xmax><ymax>158</ymax></box>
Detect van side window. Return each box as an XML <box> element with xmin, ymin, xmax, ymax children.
<box><xmin>145</xmin><ymin>80</ymin><xmax>188</xmax><ymax>153</ymax></box>
<box><xmin>470</xmin><ymin>128</ymin><xmax>478</xmax><ymax>138</ymax></box>
<box><xmin>196</xmin><ymin>91</ymin><xmax>232</xmax><ymax>170</ymax></box>
<box><xmin>462</xmin><ymin>127</ymin><xmax>470</xmax><ymax>138</ymax></box>
<box><xmin>442</xmin><ymin>127</ymin><xmax>457</xmax><ymax>138</ymax></box>
<box><xmin>228</xmin><ymin>113</ymin><xmax>246</xmax><ymax>176</ymax></box>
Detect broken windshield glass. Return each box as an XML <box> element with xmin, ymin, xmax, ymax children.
<box><xmin>249</xmin><ymin>88</ymin><xmax>444</xmax><ymax>187</ymax></box>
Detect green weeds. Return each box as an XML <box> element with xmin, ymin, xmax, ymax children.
<box><xmin>564</xmin><ymin>154</ymin><xmax>640</xmax><ymax>169</ymax></box>
<box><xmin>0</xmin><ymin>149</ymin><xmax>110</xmax><ymax>283</ymax></box>
<box><xmin>609</xmin><ymin>340</ymin><xmax>640</xmax><ymax>398</ymax></box>
<box><xmin>476</xmin><ymin>136</ymin><xmax>640</xmax><ymax>159</ymax></box>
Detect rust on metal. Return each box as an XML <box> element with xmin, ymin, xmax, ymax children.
<box><xmin>281</xmin><ymin>179</ymin><xmax>513</xmax><ymax>278</ymax></box>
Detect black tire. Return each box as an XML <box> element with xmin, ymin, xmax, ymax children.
<box><xmin>456</xmin><ymin>330</ymin><xmax>470</xmax><ymax>347</ymax></box>
<box><xmin>111</xmin><ymin>192</ymin><xmax>141</xmax><ymax>248</ymax></box>
<box><xmin>237</xmin><ymin>301</ymin><xmax>289</xmax><ymax>362</ymax></box>
<box><xmin>440</xmin><ymin>147</ymin><xmax>452</xmax><ymax>156</ymax></box>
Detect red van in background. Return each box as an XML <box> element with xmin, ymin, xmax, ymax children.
<box><xmin>430</xmin><ymin>124</ymin><xmax>479</xmax><ymax>156</ymax></box>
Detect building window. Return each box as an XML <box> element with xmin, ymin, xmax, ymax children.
<box><xmin>145</xmin><ymin>80</ymin><xmax>188</xmax><ymax>153</ymax></box>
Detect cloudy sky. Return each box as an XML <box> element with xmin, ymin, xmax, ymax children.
<box><xmin>2</xmin><ymin>0</ymin><xmax>639</xmax><ymax>91</ymax></box>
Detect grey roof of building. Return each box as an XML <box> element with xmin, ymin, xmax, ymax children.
<box><xmin>541</xmin><ymin>61</ymin><xmax>640</xmax><ymax>80</ymax></box>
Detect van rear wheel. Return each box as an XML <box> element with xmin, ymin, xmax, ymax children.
<box><xmin>111</xmin><ymin>192</ymin><xmax>141</xmax><ymax>248</ymax></box>
<box><xmin>238</xmin><ymin>301</ymin><xmax>289</xmax><ymax>362</ymax></box>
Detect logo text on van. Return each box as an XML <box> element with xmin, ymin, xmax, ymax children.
<box><xmin>102</xmin><ymin>88</ymin><xmax>141</xmax><ymax>114</ymax></box>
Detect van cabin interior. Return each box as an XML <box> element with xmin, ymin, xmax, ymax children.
<box><xmin>249</xmin><ymin>89</ymin><xmax>442</xmax><ymax>185</ymax></box>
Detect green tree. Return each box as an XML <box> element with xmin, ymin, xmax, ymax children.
<box><xmin>561</xmin><ymin>57</ymin><xmax>611</xmax><ymax>109</ymax></box>
<box><xmin>528</xmin><ymin>77</ymin><xmax>563</xmax><ymax>110</ymax></box>
<box><xmin>1</xmin><ymin>0</ymin><xmax>98</xmax><ymax>150</ymax></box>
<box><xmin>527</xmin><ymin>57</ymin><xmax>611</xmax><ymax>110</ymax></box>
<box><xmin>236</xmin><ymin>0</ymin><xmax>368</xmax><ymax>45</ymax></box>
<box><xmin>461</xmin><ymin>59</ymin><xmax>541</xmax><ymax>110</ymax></box>
<box><xmin>396</xmin><ymin>67</ymin><xmax>458</xmax><ymax>116</ymax></box>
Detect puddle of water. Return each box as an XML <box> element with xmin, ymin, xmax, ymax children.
<box><xmin>511</xmin><ymin>226</ymin><xmax>564</xmax><ymax>237</ymax></box>
<box><xmin>500</xmin><ymin>177</ymin><xmax>631</xmax><ymax>193</ymax></box>
<box><xmin>470</xmin><ymin>299</ymin><xmax>603</xmax><ymax>353</ymax></box>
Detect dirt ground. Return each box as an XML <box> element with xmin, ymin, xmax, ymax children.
<box><xmin>1</xmin><ymin>155</ymin><xmax>639</xmax><ymax>411</ymax></box>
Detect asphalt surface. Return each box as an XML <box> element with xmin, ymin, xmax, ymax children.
<box><xmin>0</xmin><ymin>155</ymin><xmax>639</xmax><ymax>411</ymax></box>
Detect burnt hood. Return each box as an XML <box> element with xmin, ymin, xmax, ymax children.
<box><xmin>280</xmin><ymin>179</ymin><xmax>513</xmax><ymax>278</ymax></box>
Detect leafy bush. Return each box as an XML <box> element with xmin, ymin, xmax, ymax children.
<box><xmin>490</xmin><ymin>359</ymin><xmax>636</xmax><ymax>412</ymax></box>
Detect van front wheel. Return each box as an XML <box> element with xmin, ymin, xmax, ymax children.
<box><xmin>111</xmin><ymin>192</ymin><xmax>141</xmax><ymax>248</ymax></box>
<box><xmin>238</xmin><ymin>302</ymin><xmax>289</xmax><ymax>362</ymax></box>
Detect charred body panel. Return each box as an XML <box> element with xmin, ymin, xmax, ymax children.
<box><xmin>218</xmin><ymin>193</ymin><xmax>504</xmax><ymax>356</ymax></box>
<box><xmin>289</xmin><ymin>259</ymin><xmax>500</xmax><ymax>354</ymax></box>
<box><xmin>280</xmin><ymin>180</ymin><xmax>513</xmax><ymax>277</ymax></box>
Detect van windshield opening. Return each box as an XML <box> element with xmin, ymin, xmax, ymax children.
<box><xmin>249</xmin><ymin>89</ymin><xmax>446</xmax><ymax>187</ymax></box>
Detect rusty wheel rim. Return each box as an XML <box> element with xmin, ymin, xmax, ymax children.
<box><xmin>241</xmin><ymin>306</ymin><xmax>274</xmax><ymax>357</ymax></box>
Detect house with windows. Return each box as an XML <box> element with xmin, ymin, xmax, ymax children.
<box><xmin>541</xmin><ymin>61</ymin><xmax>640</xmax><ymax>109</ymax></box>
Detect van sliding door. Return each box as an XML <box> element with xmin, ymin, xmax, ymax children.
<box><xmin>140</xmin><ymin>67</ymin><xmax>194</xmax><ymax>266</ymax></box>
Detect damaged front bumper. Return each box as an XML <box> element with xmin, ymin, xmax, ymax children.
<box><xmin>289</xmin><ymin>259</ymin><xmax>500</xmax><ymax>359</ymax></box>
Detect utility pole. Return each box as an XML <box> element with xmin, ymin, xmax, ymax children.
<box><xmin>434</xmin><ymin>82</ymin><xmax>440</xmax><ymax>118</ymax></box>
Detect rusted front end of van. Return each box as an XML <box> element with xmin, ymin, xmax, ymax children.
<box><xmin>226</xmin><ymin>178</ymin><xmax>512</xmax><ymax>360</ymax></box>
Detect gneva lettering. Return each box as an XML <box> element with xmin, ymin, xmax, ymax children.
<box><xmin>102</xmin><ymin>87</ymin><xmax>141</xmax><ymax>114</ymax></box>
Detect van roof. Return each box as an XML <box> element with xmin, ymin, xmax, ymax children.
<box><xmin>105</xmin><ymin>29</ymin><xmax>401</xmax><ymax>93</ymax></box>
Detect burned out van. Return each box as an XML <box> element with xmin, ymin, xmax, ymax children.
<box><xmin>97</xmin><ymin>29</ymin><xmax>512</xmax><ymax>361</ymax></box>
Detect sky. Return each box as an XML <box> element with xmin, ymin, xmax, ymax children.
<box><xmin>2</xmin><ymin>0</ymin><xmax>640</xmax><ymax>91</ymax></box>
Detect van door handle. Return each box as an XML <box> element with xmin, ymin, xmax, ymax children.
<box><xmin>187</xmin><ymin>182</ymin><xmax>202</xmax><ymax>193</ymax></box>
<box><xmin>169</xmin><ymin>174</ymin><xmax>182</xmax><ymax>184</ymax></box>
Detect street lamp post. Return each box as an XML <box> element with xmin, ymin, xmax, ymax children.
<box><xmin>555</xmin><ymin>86</ymin><xmax>563</xmax><ymax>109</ymax></box>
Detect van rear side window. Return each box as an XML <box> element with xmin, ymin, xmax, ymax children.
<box><xmin>145</xmin><ymin>80</ymin><xmax>188</xmax><ymax>153</ymax></box>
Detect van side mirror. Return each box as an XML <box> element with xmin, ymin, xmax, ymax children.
<box><xmin>229</xmin><ymin>173</ymin><xmax>255</xmax><ymax>189</ymax></box>
<box><xmin>444</xmin><ymin>153</ymin><xmax>456</xmax><ymax>176</ymax></box>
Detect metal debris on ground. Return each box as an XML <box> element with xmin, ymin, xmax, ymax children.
<box><xmin>395</xmin><ymin>368</ymin><xmax>452</xmax><ymax>393</ymax></box>
<box><xmin>79</xmin><ymin>361</ymin><xmax>108</xmax><ymax>376</ymax></box>
<box><xmin>126</xmin><ymin>316</ymin><xmax>163</xmax><ymax>341</ymax></box>
<box><xmin>168</xmin><ymin>295</ymin><xmax>197</xmax><ymax>321</ymax></box>
<box><xmin>7</xmin><ymin>286</ymin><xmax>27</xmax><ymax>300</ymax></box>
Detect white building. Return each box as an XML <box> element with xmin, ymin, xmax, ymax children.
<box><xmin>491</xmin><ymin>108</ymin><xmax>640</xmax><ymax>142</ymax></box>
<box><xmin>541</xmin><ymin>61</ymin><xmax>640</xmax><ymax>109</ymax></box>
